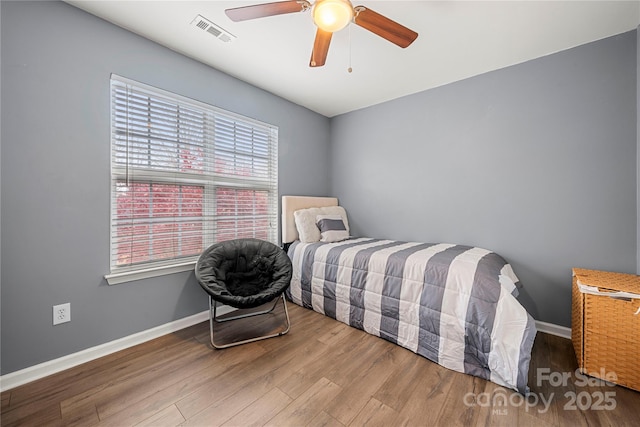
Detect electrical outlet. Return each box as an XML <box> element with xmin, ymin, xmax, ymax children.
<box><xmin>53</xmin><ymin>303</ymin><xmax>70</xmax><ymax>325</ymax></box>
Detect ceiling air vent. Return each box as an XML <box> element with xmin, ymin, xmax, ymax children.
<box><xmin>191</xmin><ymin>15</ymin><xmax>236</xmax><ymax>43</ymax></box>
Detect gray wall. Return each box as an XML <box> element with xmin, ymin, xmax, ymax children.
<box><xmin>330</xmin><ymin>31</ymin><xmax>637</xmax><ymax>328</ymax></box>
<box><xmin>0</xmin><ymin>1</ymin><xmax>330</xmax><ymax>375</ymax></box>
<box><xmin>637</xmin><ymin>25</ymin><xmax>640</xmax><ymax>275</ymax></box>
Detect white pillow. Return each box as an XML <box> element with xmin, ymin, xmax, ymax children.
<box><xmin>294</xmin><ymin>206</ymin><xmax>350</xmax><ymax>243</ymax></box>
<box><xmin>316</xmin><ymin>214</ymin><xmax>350</xmax><ymax>242</ymax></box>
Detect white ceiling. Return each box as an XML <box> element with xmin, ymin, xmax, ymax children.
<box><xmin>65</xmin><ymin>1</ymin><xmax>639</xmax><ymax>117</ymax></box>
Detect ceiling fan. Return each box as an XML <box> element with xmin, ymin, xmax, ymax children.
<box><xmin>225</xmin><ymin>0</ymin><xmax>418</xmax><ymax>67</ymax></box>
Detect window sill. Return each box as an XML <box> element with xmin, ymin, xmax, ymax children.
<box><xmin>105</xmin><ymin>261</ymin><xmax>196</xmax><ymax>285</ymax></box>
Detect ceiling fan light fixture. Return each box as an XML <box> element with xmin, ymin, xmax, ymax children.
<box><xmin>313</xmin><ymin>0</ymin><xmax>353</xmax><ymax>33</ymax></box>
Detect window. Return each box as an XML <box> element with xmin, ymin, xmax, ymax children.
<box><xmin>107</xmin><ymin>75</ymin><xmax>278</xmax><ymax>285</ymax></box>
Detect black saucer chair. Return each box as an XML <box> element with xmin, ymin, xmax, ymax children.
<box><xmin>195</xmin><ymin>238</ymin><xmax>292</xmax><ymax>349</ymax></box>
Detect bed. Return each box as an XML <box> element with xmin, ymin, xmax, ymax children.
<box><xmin>281</xmin><ymin>196</ymin><xmax>536</xmax><ymax>394</ymax></box>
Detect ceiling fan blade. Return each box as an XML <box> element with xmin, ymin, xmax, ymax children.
<box><xmin>225</xmin><ymin>0</ymin><xmax>311</xmax><ymax>22</ymax></box>
<box><xmin>310</xmin><ymin>28</ymin><xmax>332</xmax><ymax>67</ymax></box>
<box><xmin>353</xmin><ymin>6</ymin><xmax>418</xmax><ymax>48</ymax></box>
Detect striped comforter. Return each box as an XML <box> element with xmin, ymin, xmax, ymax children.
<box><xmin>286</xmin><ymin>237</ymin><xmax>536</xmax><ymax>394</ymax></box>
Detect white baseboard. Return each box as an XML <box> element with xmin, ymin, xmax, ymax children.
<box><xmin>0</xmin><ymin>310</ymin><xmax>571</xmax><ymax>392</ymax></box>
<box><xmin>0</xmin><ymin>306</ymin><xmax>233</xmax><ymax>392</ymax></box>
<box><xmin>535</xmin><ymin>320</ymin><xmax>571</xmax><ymax>340</ymax></box>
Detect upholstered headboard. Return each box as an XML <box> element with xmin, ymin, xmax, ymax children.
<box><xmin>281</xmin><ymin>196</ymin><xmax>338</xmax><ymax>244</ymax></box>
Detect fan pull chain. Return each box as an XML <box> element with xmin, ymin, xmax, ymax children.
<box><xmin>347</xmin><ymin>24</ymin><xmax>353</xmax><ymax>73</ymax></box>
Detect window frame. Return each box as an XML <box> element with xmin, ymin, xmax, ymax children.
<box><xmin>106</xmin><ymin>75</ymin><xmax>278</xmax><ymax>285</ymax></box>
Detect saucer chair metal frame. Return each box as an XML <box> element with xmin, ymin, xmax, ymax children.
<box><xmin>195</xmin><ymin>238</ymin><xmax>292</xmax><ymax>349</ymax></box>
<box><xmin>208</xmin><ymin>293</ymin><xmax>290</xmax><ymax>349</ymax></box>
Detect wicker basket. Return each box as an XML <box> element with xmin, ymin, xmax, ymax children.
<box><xmin>571</xmin><ymin>268</ymin><xmax>640</xmax><ymax>392</ymax></box>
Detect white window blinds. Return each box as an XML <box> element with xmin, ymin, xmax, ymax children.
<box><xmin>109</xmin><ymin>75</ymin><xmax>278</xmax><ymax>280</ymax></box>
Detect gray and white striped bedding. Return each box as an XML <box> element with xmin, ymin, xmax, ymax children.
<box><xmin>286</xmin><ymin>237</ymin><xmax>536</xmax><ymax>394</ymax></box>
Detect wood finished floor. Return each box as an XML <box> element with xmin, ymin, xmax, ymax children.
<box><xmin>2</xmin><ymin>301</ymin><xmax>639</xmax><ymax>427</ymax></box>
